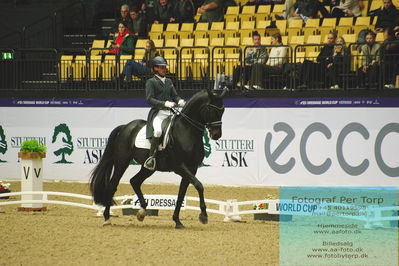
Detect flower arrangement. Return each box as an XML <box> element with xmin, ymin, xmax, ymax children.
<box><xmin>20</xmin><ymin>140</ymin><xmax>46</xmax><ymax>153</ymax></box>
<box><xmin>0</xmin><ymin>181</ymin><xmax>11</xmax><ymax>199</ymax></box>
<box><xmin>253</xmin><ymin>194</ymin><xmax>278</xmax><ymax>210</ymax></box>
<box><xmin>121</xmin><ymin>195</ymin><xmax>133</xmax><ymax>205</ymax></box>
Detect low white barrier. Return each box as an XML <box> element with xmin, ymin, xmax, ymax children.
<box><xmin>0</xmin><ymin>192</ymin><xmax>397</xmax><ymax>227</ymax></box>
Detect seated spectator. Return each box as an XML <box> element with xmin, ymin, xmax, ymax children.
<box><xmin>327</xmin><ymin>36</ymin><xmax>350</xmax><ymax>89</ymax></box>
<box><xmin>284</xmin><ymin>0</ymin><xmax>330</xmax><ymax>23</ymax></box>
<box><xmin>232</xmin><ymin>31</ymin><xmax>267</xmax><ymax>89</ymax></box>
<box><xmin>330</xmin><ymin>0</ymin><xmax>363</xmax><ymax>17</ymax></box>
<box><xmin>381</xmin><ymin>28</ymin><xmax>399</xmax><ymax>88</ymax></box>
<box><xmin>249</xmin><ymin>33</ymin><xmax>288</xmax><ymax>89</ymax></box>
<box><xmin>374</xmin><ymin>0</ymin><xmax>399</xmax><ymax>32</ymax></box>
<box><xmin>121</xmin><ymin>40</ymin><xmax>160</xmax><ymax>82</ymax></box>
<box><xmin>198</xmin><ymin>0</ymin><xmax>224</xmax><ymax>22</ymax></box>
<box><xmin>153</xmin><ymin>0</ymin><xmax>177</xmax><ymax>24</ymax></box>
<box><xmin>128</xmin><ymin>6</ymin><xmax>148</xmax><ymax>38</ymax></box>
<box><xmin>110</xmin><ymin>5</ymin><xmax>132</xmax><ymax>38</ymax></box>
<box><xmin>357</xmin><ymin>31</ymin><xmax>381</xmax><ymax>88</ymax></box>
<box><xmin>174</xmin><ymin>0</ymin><xmax>195</xmax><ymax>23</ymax></box>
<box><xmin>107</xmin><ymin>22</ymin><xmax>135</xmax><ymax>55</ymax></box>
<box><xmin>298</xmin><ymin>31</ymin><xmax>337</xmax><ymax>89</ymax></box>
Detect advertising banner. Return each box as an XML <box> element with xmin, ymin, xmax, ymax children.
<box><xmin>0</xmin><ymin>97</ymin><xmax>398</xmax><ymax>187</ymax></box>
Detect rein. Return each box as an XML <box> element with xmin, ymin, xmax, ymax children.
<box><xmin>171</xmin><ymin>103</ymin><xmax>224</xmax><ymax>133</ymax></box>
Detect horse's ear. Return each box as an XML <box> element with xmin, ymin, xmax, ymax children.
<box><xmin>220</xmin><ymin>86</ymin><xmax>229</xmax><ymax>98</ymax></box>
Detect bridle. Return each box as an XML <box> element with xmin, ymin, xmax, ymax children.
<box><xmin>171</xmin><ymin>103</ymin><xmax>224</xmax><ymax>133</ymax></box>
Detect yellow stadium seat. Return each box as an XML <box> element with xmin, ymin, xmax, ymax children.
<box><xmin>103</xmin><ymin>55</ymin><xmax>116</xmax><ymax>81</ymax></box>
<box><xmin>353</xmin><ymin>16</ymin><xmax>372</xmax><ymax>34</ymax></box>
<box><xmin>261</xmin><ymin>36</ymin><xmax>272</xmax><ymax>45</ymax></box>
<box><xmin>275</xmin><ymin>20</ymin><xmax>287</xmax><ymax>35</ymax></box>
<box><xmin>225</xmin><ymin>21</ymin><xmax>240</xmax><ymax>32</ymax></box>
<box><xmin>241</xmin><ymin>37</ymin><xmax>253</xmax><ymax>46</ymax></box>
<box><xmin>210</xmin><ymin>37</ymin><xmax>224</xmax><ymax>47</ymax></box>
<box><xmin>195</xmin><ymin>38</ymin><xmax>209</xmax><ymax>47</ymax></box>
<box><xmin>119</xmin><ymin>55</ymin><xmax>131</xmax><ymax>74</ymax></box>
<box><xmin>196</xmin><ymin>22</ymin><xmax>209</xmax><ymax>31</ymax></box>
<box><xmin>241</xmin><ymin>20</ymin><xmax>255</xmax><ymax>30</ymax></box>
<box><xmin>289</xmin><ymin>35</ymin><xmax>305</xmax><ymax>52</ymax></box>
<box><xmin>342</xmin><ymin>33</ymin><xmax>357</xmax><ymax>45</ymax></box>
<box><xmin>181</xmin><ymin>23</ymin><xmax>194</xmax><ymax>32</ymax></box>
<box><xmin>165</xmin><ymin>39</ymin><xmax>179</xmax><ymax>48</ymax></box>
<box><xmin>319</xmin><ymin>18</ymin><xmax>337</xmax><ymax>38</ymax></box>
<box><xmin>271</xmin><ymin>4</ymin><xmax>284</xmax><ymax>17</ymax></box>
<box><xmin>59</xmin><ymin>55</ymin><xmax>73</xmax><ymax>82</ymax></box>
<box><xmin>295</xmin><ymin>51</ymin><xmax>306</xmax><ymax>63</ymax></box>
<box><xmin>256</xmin><ymin>20</ymin><xmax>271</xmax><ymax>29</ymax></box>
<box><xmin>148</xmin><ymin>32</ymin><xmax>163</xmax><ymax>40</ymax></box>
<box><xmin>306</xmin><ymin>35</ymin><xmax>321</xmax><ymax>44</ymax></box>
<box><xmin>73</xmin><ymin>55</ymin><xmax>86</xmax><ymax>81</ymax></box>
<box><xmin>239</xmin><ymin>5</ymin><xmax>256</xmax><ymax>22</ymax></box>
<box><xmin>225</xmin><ymin>6</ymin><xmax>240</xmax><ymax>22</ymax></box>
<box><xmin>153</xmin><ymin>39</ymin><xmax>164</xmax><ymax>48</ymax></box>
<box><xmin>89</xmin><ymin>55</ymin><xmax>102</xmax><ymax>81</ymax></box>
<box><xmin>336</xmin><ymin>17</ymin><xmax>354</xmax><ymax>36</ymax></box>
<box><xmin>287</xmin><ymin>19</ymin><xmax>304</xmax><ymax>38</ymax></box>
<box><xmin>91</xmin><ymin>40</ymin><xmax>106</xmax><ymax>55</ymax></box>
<box><xmin>150</xmin><ymin>23</ymin><xmax>164</xmax><ymax>32</ymax></box>
<box><xmin>211</xmin><ymin>21</ymin><xmax>224</xmax><ymax>31</ymax></box>
<box><xmin>180</xmin><ymin>38</ymin><xmax>194</xmax><ymax>47</ymax></box>
<box><xmin>303</xmin><ymin>18</ymin><xmax>320</xmax><ymax>37</ymax></box>
<box><xmin>257</xmin><ymin>5</ymin><xmax>271</xmax><ymax>14</ymax></box>
<box><xmin>306</xmin><ymin>51</ymin><xmax>319</xmax><ymax>62</ymax></box>
<box><xmin>166</xmin><ymin>23</ymin><xmax>179</xmax><ymax>32</ymax></box>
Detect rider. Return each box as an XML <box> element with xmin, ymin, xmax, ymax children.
<box><xmin>144</xmin><ymin>56</ymin><xmax>185</xmax><ymax>170</ymax></box>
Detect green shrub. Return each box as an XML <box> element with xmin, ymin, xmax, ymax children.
<box><xmin>20</xmin><ymin>140</ymin><xmax>46</xmax><ymax>153</ymax></box>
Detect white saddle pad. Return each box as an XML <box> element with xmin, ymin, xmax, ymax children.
<box><xmin>134</xmin><ymin>123</ymin><xmax>172</xmax><ymax>151</ymax></box>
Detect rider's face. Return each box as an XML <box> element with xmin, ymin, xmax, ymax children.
<box><xmin>154</xmin><ymin>65</ymin><xmax>167</xmax><ymax>76</ymax></box>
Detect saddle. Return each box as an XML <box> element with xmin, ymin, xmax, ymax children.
<box><xmin>134</xmin><ymin>115</ymin><xmax>175</xmax><ymax>151</ymax></box>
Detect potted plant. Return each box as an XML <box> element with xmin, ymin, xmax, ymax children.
<box><xmin>121</xmin><ymin>195</ymin><xmax>158</xmax><ymax>216</ymax></box>
<box><xmin>253</xmin><ymin>194</ymin><xmax>292</xmax><ymax>222</ymax></box>
<box><xmin>0</xmin><ymin>181</ymin><xmax>11</xmax><ymax>199</ymax></box>
<box><xmin>18</xmin><ymin>139</ymin><xmax>47</xmax><ymax>211</ymax></box>
<box><xmin>18</xmin><ymin>140</ymin><xmax>46</xmax><ymax>159</ymax></box>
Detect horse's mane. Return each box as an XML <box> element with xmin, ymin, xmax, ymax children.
<box><xmin>181</xmin><ymin>90</ymin><xmax>209</xmax><ymax>114</ymax></box>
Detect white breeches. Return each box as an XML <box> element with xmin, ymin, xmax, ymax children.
<box><xmin>153</xmin><ymin>109</ymin><xmax>171</xmax><ymax>137</ymax></box>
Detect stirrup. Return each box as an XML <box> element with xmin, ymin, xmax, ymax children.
<box><xmin>144</xmin><ymin>156</ymin><xmax>156</xmax><ymax>171</ymax></box>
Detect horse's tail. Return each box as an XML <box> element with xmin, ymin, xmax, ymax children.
<box><xmin>90</xmin><ymin>125</ymin><xmax>124</xmax><ymax>206</ymax></box>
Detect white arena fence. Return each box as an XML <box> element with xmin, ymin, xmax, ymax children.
<box><xmin>0</xmin><ymin>191</ymin><xmax>397</xmax><ymax>228</ymax></box>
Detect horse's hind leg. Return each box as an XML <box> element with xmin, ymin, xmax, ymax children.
<box><xmin>103</xmin><ymin>162</ymin><xmax>130</xmax><ymax>225</ymax></box>
<box><xmin>129</xmin><ymin>166</ymin><xmax>154</xmax><ymax>222</ymax></box>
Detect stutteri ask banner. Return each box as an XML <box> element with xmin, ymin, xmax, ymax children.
<box><xmin>0</xmin><ymin>97</ymin><xmax>398</xmax><ymax>186</ymax></box>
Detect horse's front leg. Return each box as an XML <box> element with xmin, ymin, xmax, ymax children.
<box><xmin>173</xmin><ymin>178</ymin><xmax>190</xmax><ymax>229</ymax></box>
<box><xmin>176</xmin><ymin>164</ymin><xmax>208</xmax><ymax>225</ymax></box>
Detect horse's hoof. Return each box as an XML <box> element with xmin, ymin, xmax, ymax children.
<box><xmin>175</xmin><ymin>223</ymin><xmax>185</xmax><ymax>230</ymax></box>
<box><xmin>103</xmin><ymin>219</ymin><xmax>112</xmax><ymax>226</ymax></box>
<box><xmin>199</xmin><ymin>213</ymin><xmax>208</xmax><ymax>224</ymax></box>
<box><xmin>136</xmin><ymin>208</ymin><xmax>146</xmax><ymax>222</ymax></box>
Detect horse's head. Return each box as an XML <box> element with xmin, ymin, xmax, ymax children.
<box><xmin>202</xmin><ymin>87</ymin><xmax>227</xmax><ymax>140</ymax></box>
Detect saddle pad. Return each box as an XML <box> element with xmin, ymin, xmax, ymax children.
<box><xmin>134</xmin><ymin>123</ymin><xmax>172</xmax><ymax>150</ymax></box>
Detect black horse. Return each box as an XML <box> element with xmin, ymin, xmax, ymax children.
<box><xmin>90</xmin><ymin>87</ymin><xmax>227</xmax><ymax>229</ymax></box>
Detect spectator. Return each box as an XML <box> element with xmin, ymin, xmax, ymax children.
<box><xmin>330</xmin><ymin>0</ymin><xmax>363</xmax><ymax>17</ymax></box>
<box><xmin>174</xmin><ymin>0</ymin><xmax>195</xmax><ymax>23</ymax></box>
<box><xmin>107</xmin><ymin>22</ymin><xmax>135</xmax><ymax>55</ymax></box>
<box><xmin>232</xmin><ymin>31</ymin><xmax>267</xmax><ymax>89</ymax></box>
<box><xmin>245</xmin><ymin>0</ymin><xmax>272</xmax><ymax>5</ymax></box>
<box><xmin>141</xmin><ymin>0</ymin><xmax>157</xmax><ymax>24</ymax></box>
<box><xmin>327</xmin><ymin>36</ymin><xmax>350</xmax><ymax>89</ymax></box>
<box><xmin>284</xmin><ymin>0</ymin><xmax>330</xmax><ymax>23</ymax></box>
<box><xmin>110</xmin><ymin>4</ymin><xmax>132</xmax><ymax>38</ymax></box>
<box><xmin>121</xmin><ymin>39</ymin><xmax>160</xmax><ymax>82</ymax></box>
<box><xmin>249</xmin><ymin>33</ymin><xmax>288</xmax><ymax>89</ymax></box>
<box><xmin>381</xmin><ymin>28</ymin><xmax>399</xmax><ymax>88</ymax></box>
<box><xmin>198</xmin><ymin>0</ymin><xmax>224</xmax><ymax>22</ymax></box>
<box><xmin>128</xmin><ymin>6</ymin><xmax>148</xmax><ymax>38</ymax></box>
<box><xmin>298</xmin><ymin>31</ymin><xmax>337</xmax><ymax>89</ymax></box>
<box><xmin>375</xmin><ymin>0</ymin><xmax>399</xmax><ymax>32</ymax></box>
<box><xmin>357</xmin><ymin>31</ymin><xmax>381</xmax><ymax>88</ymax></box>
<box><xmin>153</xmin><ymin>0</ymin><xmax>177</xmax><ymax>24</ymax></box>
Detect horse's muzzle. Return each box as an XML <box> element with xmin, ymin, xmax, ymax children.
<box><xmin>208</xmin><ymin>127</ymin><xmax>222</xmax><ymax>140</ymax></box>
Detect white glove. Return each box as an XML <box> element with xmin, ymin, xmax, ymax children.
<box><xmin>164</xmin><ymin>101</ymin><xmax>176</xmax><ymax>108</ymax></box>
<box><xmin>178</xmin><ymin>99</ymin><xmax>186</xmax><ymax>107</ymax></box>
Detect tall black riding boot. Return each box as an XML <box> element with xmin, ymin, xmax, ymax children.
<box><xmin>144</xmin><ymin>137</ymin><xmax>160</xmax><ymax>171</ymax></box>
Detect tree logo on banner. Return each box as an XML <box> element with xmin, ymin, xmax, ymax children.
<box><xmin>52</xmin><ymin>123</ymin><xmax>74</xmax><ymax>164</ymax></box>
<box><xmin>0</xmin><ymin>125</ymin><xmax>8</xmax><ymax>163</ymax></box>
<box><xmin>201</xmin><ymin>131</ymin><xmax>212</xmax><ymax>167</ymax></box>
